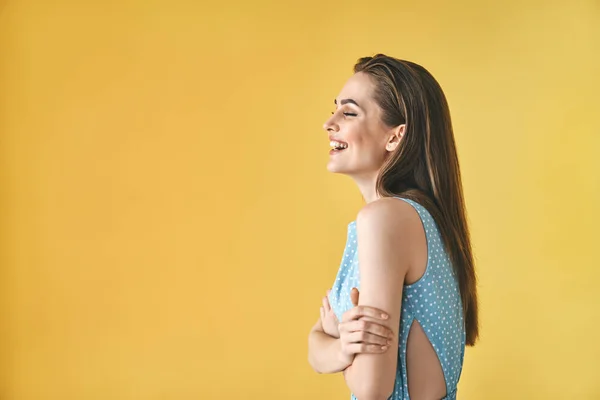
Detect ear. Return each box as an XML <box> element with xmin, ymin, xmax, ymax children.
<box><xmin>385</xmin><ymin>124</ymin><xmax>406</xmax><ymax>152</ymax></box>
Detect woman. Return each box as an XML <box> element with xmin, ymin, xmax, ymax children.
<box><xmin>307</xmin><ymin>54</ymin><xmax>479</xmax><ymax>400</ymax></box>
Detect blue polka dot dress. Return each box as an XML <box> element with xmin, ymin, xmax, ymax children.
<box><xmin>328</xmin><ymin>198</ymin><xmax>466</xmax><ymax>400</ymax></box>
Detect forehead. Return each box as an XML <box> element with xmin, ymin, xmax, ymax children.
<box><xmin>337</xmin><ymin>72</ymin><xmax>376</xmax><ymax>103</ymax></box>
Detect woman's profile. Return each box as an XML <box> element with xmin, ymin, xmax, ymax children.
<box><xmin>307</xmin><ymin>54</ymin><xmax>479</xmax><ymax>400</ymax></box>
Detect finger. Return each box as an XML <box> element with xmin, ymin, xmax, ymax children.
<box><xmin>342</xmin><ymin>305</ymin><xmax>389</xmax><ymax>322</ymax></box>
<box><xmin>343</xmin><ymin>306</ymin><xmax>389</xmax><ymax>322</ymax></box>
<box><xmin>350</xmin><ymin>287</ymin><xmax>359</xmax><ymax>307</ymax></box>
<box><xmin>331</xmin><ymin>311</ymin><xmax>339</xmax><ymax>323</ymax></box>
<box><xmin>320</xmin><ymin>307</ymin><xmax>324</xmax><ymax>320</ymax></box>
<box><xmin>324</xmin><ymin>306</ymin><xmax>338</xmax><ymax>322</ymax></box>
<box><xmin>322</xmin><ymin>296</ymin><xmax>331</xmax><ymax>312</ymax></box>
<box><xmin>344</xmin><ymin>342</ymin><xmax>388</xmax><ymax>355</ymax></box>
<box><xmin>324</xmin><ymin>306</ymin><xmax>337</xmax><ymax>321</ymax></box>
<box><xmin>347</xmin><ymin>331</ymin><xmax>390</xmax><ymax>346</ymax></box>
<box><xmin>325</xmin><ymin>295</ymin><xmax>332</xmax><ymax>311</ymax></box>
<box><xmin>345</xmin><ymin>320</ymin><xmax>394</xmax><ymax>340</ymax></box>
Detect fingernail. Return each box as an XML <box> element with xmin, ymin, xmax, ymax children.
<box><xmin>387</xmin><ymin>340</ymin><xmax>391</xmax><ymax>345</ymax></box>
<box><xmin>381</xmin><ymin>346</ymin><xmax>388</xmax><ymax>351</ymax></box>
<box><xmin>381</xmin><ymin>313</ymin><xmax>389</xmax><ymax>319</ymax></box>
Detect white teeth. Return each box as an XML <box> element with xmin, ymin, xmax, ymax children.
<box><xmin>330</xmin><ymin>140</ymin><xmax>348</xmax><ymax>150</ymax></box>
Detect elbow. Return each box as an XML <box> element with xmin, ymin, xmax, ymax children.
<box><xmin>353</xmin><ymin>392</ymin><xmax>391</xmax><ymax>400</ymax></box>
<box><xmin>307</xmin><ymin>331</ymin><xmax>324</xmax><ymax>374</ymax></box>
<box><xmin>344</xmin><ymin>364</ymin><xmax>394</xmax><ymax>400</ymax></box>
<box><xmin>353</xmin><ymin>391</ymin><xmax>391</xmax><ymax>400</ymax></box>
<box><xmin>307</xmin><ymin>354</ymin><xmax>323</xmax><ymax>374</ymax></box>
<box><xmin>352</xmin><ymin>383</ymin><xmax>393</xmax><ymax>400</ymax></box>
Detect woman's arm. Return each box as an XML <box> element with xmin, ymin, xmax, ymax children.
<box><xmin>309</xmin><ymin>298</ymin><xmax>395</xmax><ymax>374</ymax></box>
<box><xmin>342</xmin><ymin>198</ymin><xmax>415</xmax><ymax>400</ymax></box>
<box><xmin>307</xmin><ymin>317</ymin><xmax>349</xmax><ymax>374</ymax></box>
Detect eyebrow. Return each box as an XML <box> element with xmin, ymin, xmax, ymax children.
<box><xmin>334</xmin><ymin>98</ymin><xmax>361</xmax><ymax>108</ymax></box>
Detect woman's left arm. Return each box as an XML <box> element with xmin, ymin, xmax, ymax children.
<box><xmin>343</xmin><ymin>199</ymin><xmax>415</xmax><ymax>400</ymax></box>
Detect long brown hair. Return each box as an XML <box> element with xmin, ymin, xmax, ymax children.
<box><xmin>354</xmin><ymin>54</ymin><xmax>479</xmax><ymax>346</ymax></box>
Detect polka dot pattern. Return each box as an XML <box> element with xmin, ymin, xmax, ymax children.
<box><xmin>328</xmin><ymin>198</ymin><xmax>465</xmax><ymax>400</ymax></box>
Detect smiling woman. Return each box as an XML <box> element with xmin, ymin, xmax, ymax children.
<box><xmin>308</xmin><ymin>54</ymin><xmax>478</xmax><ymax>400</ymax></box>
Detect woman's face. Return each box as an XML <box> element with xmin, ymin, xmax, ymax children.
<box><xmin>323</xmin><ymin>72</ymin><xmax>400</xmax><ymax>178</ymax></box>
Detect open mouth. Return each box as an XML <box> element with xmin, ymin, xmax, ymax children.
<box><xmin>329</xmin><ymin>140</ymin><xmax>348</xmax><ymax>152</ymax></box>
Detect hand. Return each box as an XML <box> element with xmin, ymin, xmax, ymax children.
<box><xmin>320</xmin><ymin>290</ymin><xmax>340</xmax><ymax>338</ymax></box>
<box><xmin>338</xmin><ymin>287</ymin><xmax>394</xmax><ymax>366</ymax></box>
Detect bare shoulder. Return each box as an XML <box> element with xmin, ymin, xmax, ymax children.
<box><xmin>355</xmin><ymin>197</ymin><xmax>425</xmax><ymax>279</ymax></box>
<box><xmin>355</xmin><ymin>197</ymin><xmax>422</xmax><ymax>238</ymax></box>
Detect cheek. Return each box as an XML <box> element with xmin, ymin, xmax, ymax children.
<box><xmin>348</xmin><ymin>131</ymin><xmax>381</xmax><ymax>153</ymax></box>
<box><xmin>352</xmin><ymin>134</ymin><xmax>388</xmax><ymax>164</ymax></box>
<box><xmin>343</xmin><ymin>128</ymin><xmax>361</xmax><ymax>145</ymax></box>
<box><xmin>344</xmin><ymin>125</ymin><xmax>371</xmax><ymax>148</ymax></box>
<box><xmin>343</xmin><ymin>123</ymin><xmax>386</xmax><ymax>158</ymax></box>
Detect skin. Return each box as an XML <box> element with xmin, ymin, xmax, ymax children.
<box><xmin>308</xmin><ymin>72</ymin><xmax>446</xmax><ymax>400</ymax></box>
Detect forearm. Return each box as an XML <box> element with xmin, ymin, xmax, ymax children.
<box><xmin>307</xmin><ymin>329</ymin><xmax>349</xmax><ymax>374</ymax></box>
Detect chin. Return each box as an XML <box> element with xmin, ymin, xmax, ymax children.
<box><xmin>326</xmin><ymin>161</ymin><xmax>339</xmax><ymax>173</ymax></box>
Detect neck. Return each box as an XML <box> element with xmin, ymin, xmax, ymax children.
<box><xmin>353</xmin><ymin>173</ymin><xmax>380</xmax><ymax>203</ymax></box>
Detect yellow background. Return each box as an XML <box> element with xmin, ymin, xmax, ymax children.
<box><xmin>1</xmin><ymin>0</ymin><xmax>599</xmax><ymax>399</ymax></box>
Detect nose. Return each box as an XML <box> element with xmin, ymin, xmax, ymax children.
<box><xmin>323</xmin><ymin>114</ymin><xmax>339</xmax><ymax>133</ymax></box>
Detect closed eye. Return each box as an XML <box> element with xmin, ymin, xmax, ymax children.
<box><xmin>331</xmin><ymin>111</ymin><xmax>358</xmax><ymax>117</ymax></box>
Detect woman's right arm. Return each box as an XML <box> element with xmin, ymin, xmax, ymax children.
<box><xmin>308</xmin><ymin>305</ymin><xmax>395</xmax><ymax>374</ymax></box>
<box><xmin>308</xmin><ymin>317</ymin><xmax>349</xmax><ymax>374</ymax></box>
